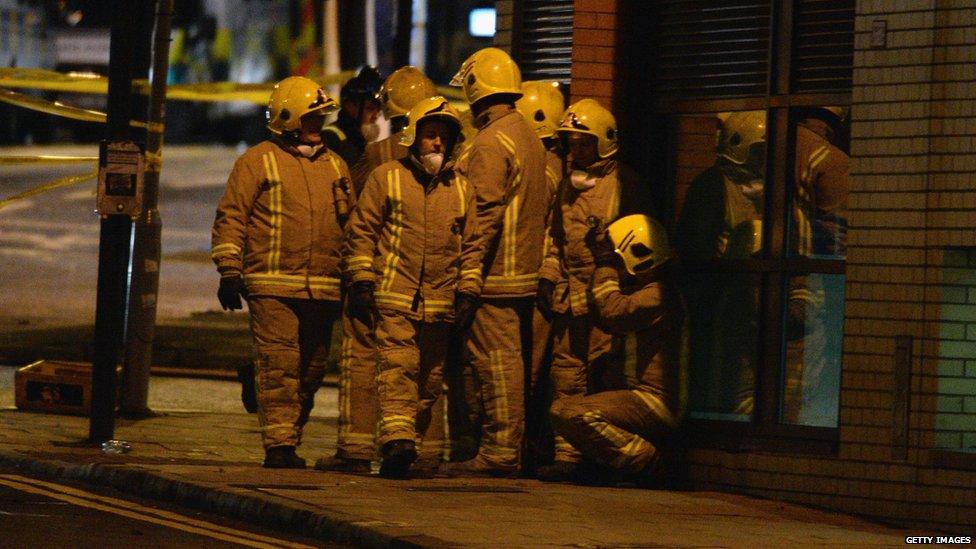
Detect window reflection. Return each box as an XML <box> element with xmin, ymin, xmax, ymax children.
<box><xmin>789</xmin><ymin>107</ymin><xmax>850</xmax><ymax>259</ymax></box>
<box><xmin>674</xmin><ymin>111</ymin><xmax>767</xmax><ymax>422</ymax></box>
<box><xmin>781</xmin><ymin>273</ymin><xmax>845</xmax><ymax>427</ymax></box>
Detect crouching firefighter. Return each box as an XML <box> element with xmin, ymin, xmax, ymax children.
<box><xmin>211</xmin><ymin>76</ymin><xmax>354</xmax><ymax>468</ymax></box>
<box><xmin>549</xmin><ymin>215</ymin><xmax>684</xmax><ymax>485</ymax></box>
<box><xmin>341</xmin><ymin>96</ymin><xmax>483</xmax><ymax>479</ymax></box>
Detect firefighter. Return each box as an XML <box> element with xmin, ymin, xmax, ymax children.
<box><xmin>535</xmin><ymin>99</ymin><xmax>644</xmax><ymax>480</ymax></box>
<box><xmin>211</xmin><ymin>76</ymin><xmax>353</xmax><ymax>468</ymax></box>
<box><xmin>675</xmin><ymin>110</ymin><xmax>766</xmax><ymax>419</ymax></box>
<box><xmin>441</xmin><ymin>47</ymin><xmax>549</xmax><ymax>477</ymax></box>
<box><xmin>515</xmin><ymin>79</ymin><xmax>566</xmax><ymax>471</ymax></box>
<box><xmin>341</xmin><ymin>96</ymin><xmax>482</xmax><ymax>479</ymax></box>
<box><xmin>549</xmin><ymin>214</ymin><xmax>683</xmax><ymax>485</ymax></box>
<box><xmin>349</xmin><ymin>65</ymin><xmax>437</xmax><ymax>195</ymax></box>
<box><xmin>315</xmin><ymin>66</ymin><xmax>440</xmax><ymax>475</ymax></box>
<box><xmin>324</xmin><ymin>66</ymin><xmax>384</xmax><ymax>167</ymax></box>
<box><xmin>792</xmin><ymin>106</ymin><xmax>849</xmax><ymax>258</ymax></box>
<box><xmin>783</xmin><ymin>107</ymin><xmax>849</xmax><ymax>425</ymax></box>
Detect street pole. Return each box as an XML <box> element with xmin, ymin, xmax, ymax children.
<box><xmin>120</xmin><ymin>0</ymin><xmax>173</xmax><ymax>417</ymax></box>
<box><xmin>393</xmin><ymin>0</ymin><xmax>412</xmax><ymax>68</ymax></box>
<box><xmin>89</xmin><ymin>3</ymin><xmax>144</xmax><ymax>443</ymax></box>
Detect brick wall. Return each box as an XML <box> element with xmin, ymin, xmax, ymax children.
<box><xmin>935</xmin><ymin>248</ymin><xmax>976</xmax><ymax>451</ymax></box>
<box><xmin>493</xmin><ymin>0</ymin><xmax>514</xmax><ymax>53</ymax></box>
<box><xmin>684</xmin><ymin>1</ymin><xmax>976</xmax><ymax>532</ymax></box>
<box><xmin>563</xmin><ymin>0</ymin><xmax>976</xmax><ymax>532</ymax></box>
<box><xmin>568</xmin><ymin>0</ymin><xmax>617</xmax><ymax>108</ymax></box>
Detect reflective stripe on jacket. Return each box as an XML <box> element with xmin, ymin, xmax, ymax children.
<box><xmin>460</xmin><ymin>104</ymin><xmax>549</xmax><ymax>298</ymax></box>
<box><xmin>343</xmin><ymin>157</ymin><xmax>483</xmax><ymax>322</ymax></box>
<box><xmin>539</xmin><ymin>159</ymin><xmax>638</xmax><ymax>315</ymax></box>
<box><xmin>211</xmin><ymin>140</ymin><xmax>352</xmax><ymax>301</ymax></box>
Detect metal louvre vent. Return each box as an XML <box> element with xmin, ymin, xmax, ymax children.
<box><xmin>517</xmin><ymin>0</ymin><xmax>574</xmax><ymax>82</ymax></box>
<box><xmin>791</xmin><ymin>0</ymin><xmax>854</xmax><ymax>92</ymax></box>
<box><xmin>654</xmin><ymin>1</ymin><xmax>772</xmax><ymax>99</ymax></box>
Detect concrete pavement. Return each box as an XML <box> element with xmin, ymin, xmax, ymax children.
<box><xmin>0</xmin><ymin>405</ymin><xmax>914</xmax><ymax>547</ymax></box>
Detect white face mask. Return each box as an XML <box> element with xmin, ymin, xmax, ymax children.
<box><xmin>420</xmin><ymin>152</ymin><xmax>445</xmax><ymax>174</ymax></box>
<box><xmin>569</xmin><ymin>169</ymin><xmax>597</xmax><ymax>190</ymax></box>
<box><xmin>360</xmin><ymin>122</ymin><xmax>380</xmax><ymax>143</ymax></box>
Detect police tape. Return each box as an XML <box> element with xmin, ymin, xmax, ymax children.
<box><xmin>0</xmin><ymin>169</ymin><xmax>97</xmax><ymax>211</ymax></box>
<box><xmin>0</xmin><ymin>67</ymin><xmax>357</xmax><ymax>104</ymax></box>
<box><xmin>0</xmin><ymin>88</ymin><xmax>149</xmax><ymax>128</ymax></box>
<box><xmin>0</xmin><ymin>155</ymin><xmax>98</xmax><ymax>165</ymax></box>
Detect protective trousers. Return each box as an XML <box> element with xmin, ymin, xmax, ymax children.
<box><xmin>549</xmin><ymin>312</ymin><xmax>614</xmax><ymax>463</ymax></box>
<box><xmin>445</xmin><ymin>341</ymin><xmax>483</xmax><ymax>461</ymax></box>
<box><xmin>374</xmin><ymin>311</ymin><xmax>449</xmax><ymax>459</ymax></box>
<box><xmin>248</xmin><ymin>296</ymin><xmax>340</xmax><ymax>449</ymax></box>
<box><xmin>550</xmin><ymin>389</ymin><xmax>676</xmax><ymax>474</ymax></box>
<box><xmin>335</xmin><ymin>310</ymin><xmax>380</xmax><ymax>460</ymax></box>
<box><xmin>465</xmin><ymin>297</ymin><xmax>533</xmax><ymax>469</ymax></box>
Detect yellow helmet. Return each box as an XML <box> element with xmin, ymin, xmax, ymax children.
<box><xmin>378</xmin><ymin>66</ymin><xmax>437</xmax><ymax>120</ymax></box>
<box><xmin>399</xmin><ymin>95</ymin><xmax>463</xmax><ymax>147</ymax></box>
<box><xmin>515</xmin><ymin>80</ymin><xmax>565</xmax><ymax>139</ymax></box>
<box><xmin>716</xmin><ymin>111</ymin><xmax>766</xmax><ymax>165</ymax></box>
<box><xmin>450</xmin><ymin>47</ymin><xmax>522</xmax><ymax>105</ymax></box>
<box><xmin>266</xmin><ymin>76</ymin><xmax>338</xmax><ymax>136</ymax></box>
<box><xmin>557</xmin><ymin>98</ymin><xmax>618</xmax><ymax>158</ymax></box>
<box><xmin>607</xmin><ymin>214</ymin><xmax>672</xmax><ymax>275</ymax></box>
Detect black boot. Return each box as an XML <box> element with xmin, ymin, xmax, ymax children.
<box><xmin>379</xmin><ymin>440</ymin><xmax>417</xmax><ymax>479</ymax></box>
<box><xmin>263</xmin><ymin>445</ymin><xmax>307</xmax><ymax>469</ymax></box>
<box><xmin>535</xmin><ymin>460</ymin><xmax>580</xmax><ymax>483</ymax></box>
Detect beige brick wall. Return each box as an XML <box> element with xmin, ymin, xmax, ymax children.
<box><xmin>685</xmin><ymin>1</ymin><xmax>976</xmax><ymax>532</ymax></box>
<box><xmin>566</xmin><ymin>0</ymin><xmax>976</xmax><ymax>532</ymax></box>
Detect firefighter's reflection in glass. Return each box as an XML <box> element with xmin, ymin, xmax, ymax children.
<box><xmin>676</xmin><ymin>111</ymin><xmax>766</xmax><ymax>419</ymax></box>
<box><xmin>783</xmin><ymin>107</ymin><xmax>849</xmax><ymax>425</ymax></box>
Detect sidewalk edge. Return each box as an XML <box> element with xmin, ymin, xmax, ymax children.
<box><xmin>0</xmin><ymin>450</ymin><xmax>455</xmax><ymax>548</ymax></box>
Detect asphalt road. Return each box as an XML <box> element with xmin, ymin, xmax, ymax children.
<box><xmin>1</xmin><ymin>144</ymin><xmax>238</xmax><ymax>324</ymax></box>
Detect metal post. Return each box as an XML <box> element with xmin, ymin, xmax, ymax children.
<box><xmin>89</xmin><ymin>3</ymin><xmax>143</xmax><ymax>443</ymax></box>
<box><xmin>393</xmin><ymin>0</ymin><xmax>412</xmax><ymax>68</ymax></box>
<box><xmin>120</xmin><ymin>0</ymin><xmax>173</xmax><ymax>417</ymax></box>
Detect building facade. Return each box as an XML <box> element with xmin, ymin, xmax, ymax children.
<box><xmin>499</xmin><ymin>0</ymin><xmax>975</xmax><ymax>533</ymax></box>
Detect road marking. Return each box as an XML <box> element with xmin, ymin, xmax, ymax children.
<box><xmin>0</xmin><ymin>475</ymin><xmax>317</xmax><ymax>549</ymax></box>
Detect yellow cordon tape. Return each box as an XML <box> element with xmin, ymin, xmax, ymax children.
<box><xmin>0</xmin><ymin>169</ymin><xmax>97</xmax><ymax>211</ymax></box>
<box><xmin>0</xmin><ymin>88</ymin><xmax>106</xmax><ymax>123</ymax></box>
<box><xmin>0</xmin><ymin>67</ymin><xmax>357</xmax><ymax>105</ymax></box>
<box><xmin>0</xmin><ymin>155</ymin><xmax>98</xmax><ymax>165</ymax></box>
<box><xmin>0</xmin><ymin>88</ymin><xmax>148</xmax><ymax>128</ymax></box>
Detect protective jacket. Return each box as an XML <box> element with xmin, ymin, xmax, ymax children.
<box><xmin>460</xmin><ymin>104</ymin><xmax>549</xmax><ymax>298</ymax></box>
<box><xmin>343</xmin><ymin>156</ymin><xmax>483</xmax><ymax>322</ymax></box>
<box><xmin>211</xmin><ymin>139</ymin><xmax>353</xmax><ymax>301</ymax></box>
<box><xmin>589</xmin><ymin>262</ymin><xmax>684</xmax><ymax>417</ymax></box>
<box><xmin>794</xmin><ymin>119</ymin><xmax>849</xmax><ymax>257</ymax></box>
<box><xmin>539</xmin><ymin>159</ymin><xmax>640</xmax><ymax>315</ymax></box>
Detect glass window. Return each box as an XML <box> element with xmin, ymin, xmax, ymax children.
<box><xmin>780</xmin><ymin>273</ymin><xmax>845</xmax><ymax>427</ymax></box>
<box><xmin>673</xmin><ymin>110</ymin><xmax>767</xmax><ymax>423</ymax></box>
<box><xmin>788</xmin><ymin>107</ymin><xmax>850</xmax><ymax>260</ymax></box>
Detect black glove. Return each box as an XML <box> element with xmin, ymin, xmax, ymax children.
<box><xmin>347</xmin><ymin>280</ymin><xmax>377</xmax><ymax>327</ymax></box>
<box><xmin>587</xmin><ymin>226</ymin><xmax>617</xmax><ymax>266</ymax></box>
<box><xmin>218</xmin><ymin>275</ymin><xmax>247</xmax><ymax>311</ymax></box>
<box><xmin>453</xmin><ymin>291</ymin><xmax>480</xmax><ymax>333</ymax></box>
<box><xmin>536</xmin><ymin>279</ymin><xmax>556</xmax><ymax>321</ymax></box>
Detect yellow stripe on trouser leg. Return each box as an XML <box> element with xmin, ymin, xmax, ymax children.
<box><xmin>374</xmin><ymin>313</ymin><xmax>421</xmax><ymax>446</ymax></box>
<box><xmin>466</xmin><ymin>300</ymin><xmax>527</xmax><ymax>468</ymax></box>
